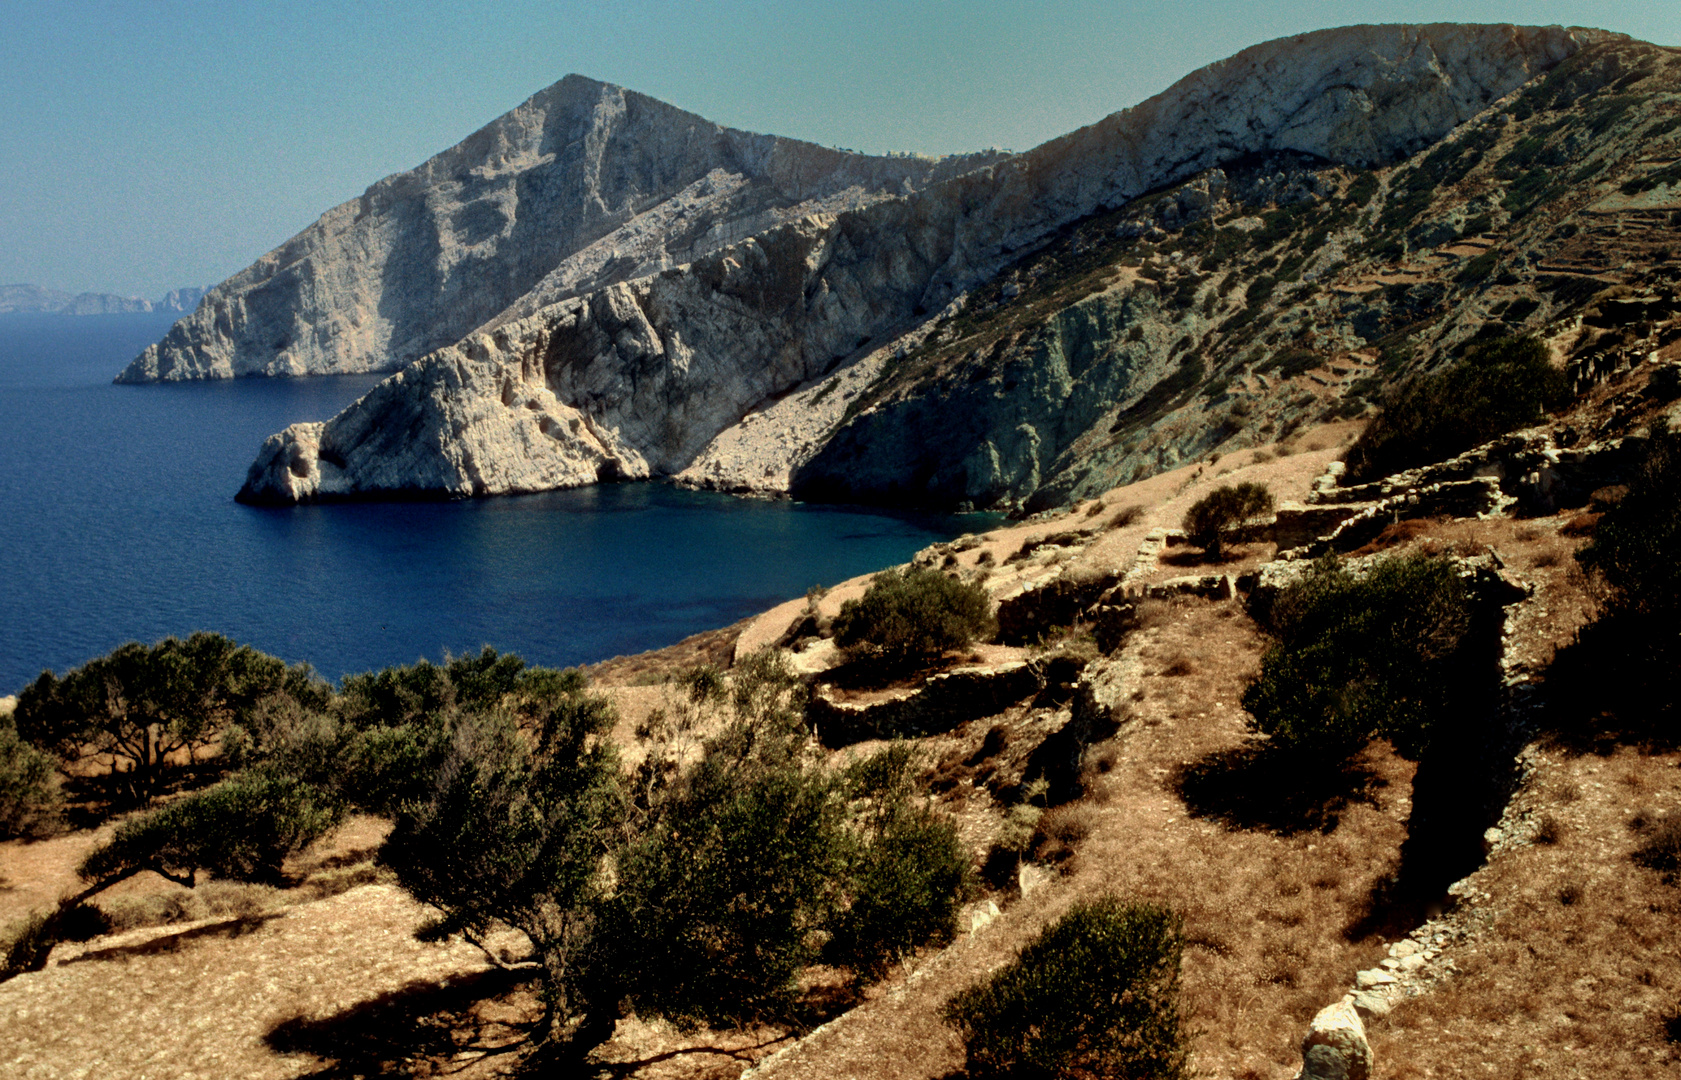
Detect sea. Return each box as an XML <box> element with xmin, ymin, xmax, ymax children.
<box><xmin>0</xmin><ymin>313</ymin><xmax>991</xmax><ymax>694</ymax></box>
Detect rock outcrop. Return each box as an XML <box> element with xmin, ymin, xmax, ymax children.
<box><xmin>236</xmin><ymin>23</ymin><xmax>1616</xmax><ymax>505</ymax></box>
<box><xmin>123</xmin><ymin>75</ymin><xmax>1004</xmax><ymax>384</ymax></box>
<box><xmin>1298</xmin><ymin>999</ymin><xmax>1372</xmax><ymax>1080</ymax></box>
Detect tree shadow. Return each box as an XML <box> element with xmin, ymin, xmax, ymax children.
<box><xmin>59</xmin><ymin>911</ymin><xmax>285</xmax><ymax>965</ymax></box>
<box><xmin>582</xmin><ymin>1035</ymin><xmax>793</xmax><ymax>1080</ymax></box>
<box><xmin>1158</xmin><ymin>547</ymin><xmax>1241</xmax><ymax>568</ymax></box>
<box><xmin>1538</xmin><ymin>613</ymin><xmax>1680</xmax><ymax>757</ymax></box>
<box><xmin>1172</xmin><ymin>742</ymin><xmax>1384</xmax><ymax>836</ymax></box>
<box><xmin>1343</xmin><ymin>735</ymin><xmax>1521</xmax><ymax>942</ymax></box>
<box><xmin>266</xmin><ymin>967</ymin><xmax>538</xmax><ymax>1078</ymax></box>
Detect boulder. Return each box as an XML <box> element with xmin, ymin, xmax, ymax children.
<box><xmin>1299</xmin><ymin>999</ymin><xmax>1372</xmax><ymax>1080</ymax></box>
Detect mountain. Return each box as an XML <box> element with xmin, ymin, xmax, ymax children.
<box><xmin>0</xmin><ymin>284</ymin><xmax>209</xmax><ymax>317</ymax></box>
<box><xmin>117</xmin><ymin>76</ymin><xmax>1008</xmax><ymax>384</ymax></box>
<box><xmin>231</xmin><ymin>23</ymin><xmax>1642</xmax><ymax>508</ymax></box>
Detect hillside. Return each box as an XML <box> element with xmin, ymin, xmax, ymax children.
<box><xmin>6</xmin><ymin>328</ymin><xmax>1681</xmax><ymax>1076</ymax></box>
<box><xmin>223</xmin><ymin>23</ymin><xmax>1618</xmax><ymax>506</ymax></box>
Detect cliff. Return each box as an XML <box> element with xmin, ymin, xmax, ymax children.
<box><xmin>238</xmin><ymin>23</ymin><xmax>1622</xmax><ymax>505</ymax></box>
<box><xmin>120</xmin><ymin>75</ymin><xmax>1005</xmax><ymax>384</ymax></box>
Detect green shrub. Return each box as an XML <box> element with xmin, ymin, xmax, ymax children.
<box><xmin>607</xmin><ymin>650</ymin><xmax>848</xmax><ymax>1029</ymax></box>
<box><xmin>1568</xmin><ymin>425</ymin><xmax>1681</xmax><ymax>723</ymax></box>
<box><xmin>1242</xmin><ymin>553</ymin><xmax>1480</xmax><ymax>761</ymax></box>
<box><xmin>828</xmin><ymin>745</ymin><xmax>972</xmax><ymax>979</ymax></box>
<box><xmin>833</xmin><ymin>566</ymin><xmax>996</xmax><ymax>673</ymax></box>
<box><xmin>1342</xmin><ymin>335</ymin><xmax>1568</xmax><ymax>483</ymax></box>
<box><xmin>0</xmin><ymin>719</ymin><xmax>61</xmax><ymax>839</ymax></box>
<box><xmin>1182</xmin><ymin>482</ymin><xmax>1274</xmax><ymax>558</ymax></box>
<box><xmin>942</xmin><ymin>896</ymin><xmax>1189</xmax><ymax>1080</ymax></box>
<box><xmin>0</xmin><ymin>910</ymin><xmax>55</xmax><ymax>980</ymax></box>
<box><xmin>79</xmin><ymin>771</ymin><xmax>342</xmax><ymax>886</ymax></box>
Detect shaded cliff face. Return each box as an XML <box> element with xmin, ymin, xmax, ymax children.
<box><xmin>237</xmin><ymin>23</ymin><xmax>1632</xmax><ymax>507</ymax></box>
<box><xmin>121</xmin><ymin>75</ymin><xmax>1006</xmax><ymax>384</ymax></box>
<box><xmin>798</xmin><ymin>35</ymin><xmax>1681</xmax><ymax>511</ymax></box>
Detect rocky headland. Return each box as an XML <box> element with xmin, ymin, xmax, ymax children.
<box><xmin>119</xmin><ymin>75</ymin><xmax>1006</xmax><ymax>386</ymax></box>
<box><xmin>228</xmin><ymin>23</ymin><xmax>1638</xmax><ymax>507</ymax></box>
<box><xmin>0</xmin><ymin>284</ymin><xmax>207</xmax><ymax>317</ymax></box>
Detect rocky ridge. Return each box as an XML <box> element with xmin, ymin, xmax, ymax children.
<box><xmin>235</xmin><ymin>23</ymin><xmax>1618</xmax><ymax>506</ymax></box>
<box><xmin>121</xmin><ymin>76</ymin><xmax>1005</xmax><ymax>385</ymax></box>
<box><xmin>0</xmin><ymin>284</ymin><xmax>207</xmax><ymax>317</ymax></box>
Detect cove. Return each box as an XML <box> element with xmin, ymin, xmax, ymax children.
<box><xmin>0</xmin><ymin>313</ymin><xmax>993</xmax><ymax>692</ymax></box>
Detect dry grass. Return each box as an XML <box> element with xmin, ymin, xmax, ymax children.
<box><xmin>585</xmin><ymin>619</ymin><xmax>749</xmax><ymax>685</ymax></box>
<box><xmin>0</xmin><ymin>462</ymin><xmax>1664</xmax><ymax>1079</ymax></box>
<box><xmin>1368</xmin><ymin>748</ymin><xmax>1681</xmax><ymax>1079</ymax></box>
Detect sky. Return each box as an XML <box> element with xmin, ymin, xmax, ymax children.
<box><xmin>3</xmin><ymin>1</ymin><xmax>1677</xmax><ymax>300</ymax></box>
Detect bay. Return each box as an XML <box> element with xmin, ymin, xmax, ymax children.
<box><xmin>0</xmin><ymin>314</ymin><xmax>990</xmax><ymax>692</ymax></box>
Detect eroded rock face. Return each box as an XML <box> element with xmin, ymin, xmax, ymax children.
<box><xmin>235</xmin><ymin>24</ymin><xmax>1614</xmax><ymax>503</ymax></box>
<box><xmin>123</xmin><ymin>75</ymin><xmax>1005</xmax><ymax>384</ymax></box>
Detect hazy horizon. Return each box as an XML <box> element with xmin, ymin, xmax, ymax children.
<box><xmin>4</xmin><ymin>0</ymin><xmax>1678</xmax><ymax>300</ymax></box>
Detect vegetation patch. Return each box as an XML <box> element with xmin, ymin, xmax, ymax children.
<box><xmin>1182</xmin><ymin>482</ymin><xmax>1274</xmax><ymax>559</ymax></box>
<box><xmin>942</xmin><ymin>896</ymin><xmax>1189</xmax><ymax>1080</ymax></box>
<box><xmin>832</xmin><ymin>566</ymin><xmax>996</xmax><ymax>676</ymax></box>
<box><xmin>1342</xmin><ymin>335</ymin><xmax>1568</xmax><ymax>483</ymax></box>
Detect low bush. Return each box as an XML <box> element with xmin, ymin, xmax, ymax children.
<box><xmin>0</xmin><ymin>719</ymin><xmax>61</xmax><ymax>839</ymax></box>
<box><xmin>1342</xmin><ymin>335</ymin><xmax>1568</xmax><ymax>483</ymax></box>
<box><xmin>1635</xmin><ymin>818</ymin><xmax>1681</xmax><ymax>880</ymax></box>
<box><xmin>828</xmin><ymin>802</ymin><xmax>970</xmax><ymax>979</ymax></box>
<box><xmin>1182</xmin><ymin>482</ymin><xmax>1274</xmax><ymax>558</ymax></box>
<box><xmin>942</xmin><ymin>896</ymin><xmax>1189</xmax><ymax>1080</ymax></box>
<box><xmin>79</xmin><ymin>771</ymin><xmax>342</xmax><ymax>887</ymax></box>
<box><xmin>1243</xmin><ymin>553</ymin><xmax>1482</xmax><ymax>761</ymax></box>
<box><xmin>832</xmin><ymin>566</ymin><xmax>995</xmax><ymax>674</ymax></box>
<box><xmin>1549</xmin><ymin>426</ymin><xmax>1681</xmax><ymax>736</ymax></box>
<box><xmin>0</xmin><ymin>910</ymin><xmax>55</xmax><ymax>980</ymax></box>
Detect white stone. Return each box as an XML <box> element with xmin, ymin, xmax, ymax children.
<box><xmin>1355</xmin><ymin>968</ymin><xmax>1397</xmax><ymax>990</ymax></box>
<box><xmin>1299</xmin><ymin>999</ymin><xmax>1371</xmax><ymax>1080</ymax></box>
<box><xmin>1348</xmin><ymin>989</ymin><xmax>1393</xmax><ymax>1018</ymax></box>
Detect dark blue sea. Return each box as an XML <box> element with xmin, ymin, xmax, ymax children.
<box><xmin>0</xmin><ymin>313</ymin><xmax>988</xmax><ymax>693</ymax></box>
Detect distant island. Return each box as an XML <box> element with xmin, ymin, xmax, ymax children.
<box><xmin>0</xmin><ymin>283</ymin><xmax>207</xmax><ymax>317</ymax></box>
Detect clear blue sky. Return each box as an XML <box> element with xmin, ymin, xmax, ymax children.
<box><xmin>2</xmin><ymin>1</ymin><xmax>1676</xmax><ymax>300</ymax></box>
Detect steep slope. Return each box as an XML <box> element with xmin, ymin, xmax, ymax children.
<box><xmin>238</xmin><ymin>23</ymin><xmax>1613</xmax><ymax>505</ymax></box>
<box><xmin>792</xmin><ymin>33</ymin><xmax>1681</xmax><ymax>512</ymax></box>
<box><xmin>119</xmin><ymin>75</ymin><xmax>1004</xmax><ymax>383</ymax></box>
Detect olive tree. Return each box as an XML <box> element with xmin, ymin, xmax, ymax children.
<box><xmin>14</xmin><ymin>633</ymin><xmax>325</xmax><ymax>803</ymax></box>
<box><xmin>1182</xmin><ymin>482</ymin><xmax>1273</xmax><ymax>559</ymax></box>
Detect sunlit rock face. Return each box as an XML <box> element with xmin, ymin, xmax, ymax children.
<box><xmin>231</xmin><ymin>24</ymin><xmax>1616</xmax><ymax>503</ymax></box>
<box><xmin>123</xmin><ymin>75</ymin><xmax>1006</xmax><ymax>384</ymax></box>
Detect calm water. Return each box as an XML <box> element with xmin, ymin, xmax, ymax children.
<box><xmin>0</xmin><ymin>314</ymin><xmax>989</xmax><ymax>693</ymax></box>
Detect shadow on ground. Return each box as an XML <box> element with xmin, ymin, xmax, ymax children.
<box><xmin>1173</xmin><ymin>742</ymin><xmax>1385</xmax><ymax>836</ymax></box>
<box><xmin>266</xmin><ymin>967</ymin><xmax>537</xmax><ymax>1078</ymax></box>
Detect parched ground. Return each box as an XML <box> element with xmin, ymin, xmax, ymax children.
<box><xmin>3</xmin><ymin>419</ymin><xmax>1680</xmax><ymax>1079</ymax></box>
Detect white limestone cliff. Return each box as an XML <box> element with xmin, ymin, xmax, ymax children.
<box><xmin>122</xmin><ymin>76</ymin><xmax>1003</xmax><ymax>384</ymax></box>
<box><xmin>237</xmin><ymin>23</ymin><xmax>1618</xmax><ymax>504</ymax></box>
